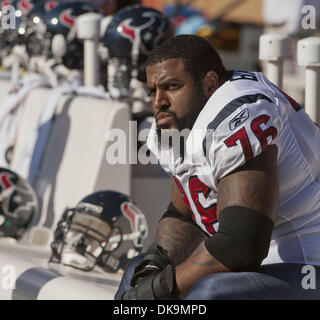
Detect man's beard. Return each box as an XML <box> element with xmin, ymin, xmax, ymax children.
<box><xmin>155</xmin><ymin>86</ymin><xmax>208</xmax><ymax>162</ymax></box>
<box><xmin>156</xmin><ymin>85</ymin><xmax>208</xmax><ymax>141</ymax></box>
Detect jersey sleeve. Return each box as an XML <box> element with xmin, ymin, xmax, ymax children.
<box><xmin>206</xmin><ymin>94</ymin><xmax>282</xmax><ymax>181</ymax></box>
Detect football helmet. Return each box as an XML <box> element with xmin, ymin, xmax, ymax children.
<box><xmin>45</xmin><ymin>1</ymin><xmax>99</xmax><ymax>69</ymax></box>
<box><xmin>24</xmin><ymin>0</ymin><xmax>59</xmax><ymax>58</ymax></box>
<box><xmin>0</xmin><ymin>0</ymin><xmax>26</xmax><ymax>60</ymax></box>
<box><xmin>101</xmin><ymin>5</ymin><xmax>173</xmax><ymax>98</ymax></box>
<box><xmin>25</xmin><ymin>1</ymin><xmax>98</xmax><ymax>69</ymax></box>
<box><xmin>50</xmin><ymin>191</ymin><xmax>148</xmax><ymax>273</ymax></box>
<box><xmin>0</xmin><ymin>168</ymin><xmax>38</xmax><ymax>239</ymax></box>
<box><xmin>7</xmin><ymin>0</ymin><xmax>40</xmax><ymax>40</ymax></box>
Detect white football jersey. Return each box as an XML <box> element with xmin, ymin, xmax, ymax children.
<box><xmin>147</xmin><ymin>70</ymin><xmax>320</xmax><ymax>266</ymax></box>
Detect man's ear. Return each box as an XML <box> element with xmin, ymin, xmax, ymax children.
<box><xmin>202</xmin><ymin>71</ymin><xmax>219</xmax><ymax>96</ymax></box>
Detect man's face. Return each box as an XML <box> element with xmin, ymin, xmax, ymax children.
<box><xmin>146</xmin><ymin>58</ymin><xmax>208</xmax><ymax>133</ymax></box>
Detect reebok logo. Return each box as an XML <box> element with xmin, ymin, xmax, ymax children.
<box><xmin>229</xmin><ymin>108</ymin><xmax>249</xmax><ymax>131</ymax></box>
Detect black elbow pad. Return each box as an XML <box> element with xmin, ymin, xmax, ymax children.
<box><xmin>204</xmin><ymin>206</ymin><xmax>274</xmax><ymax>271</ymax></box>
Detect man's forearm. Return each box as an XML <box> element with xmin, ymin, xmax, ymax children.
<box><xmin>155</xmin><ymin>217</ymin><xmax>207</xmax><ymax>267</ymax></box>
<box><xmin>175</xmin><ymin>241</ymin><xmax>230</xmax><ymax>298</ymax></box>
<box><xmin>153</xmin><ymin>209</ymin><xmax>229</xmax><ymax>299</ymax></box>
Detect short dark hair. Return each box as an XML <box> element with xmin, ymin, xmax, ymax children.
<box><xmin>146</xmin><ymin>34</ymin><xmax>226</xmax><ymax>82</ymax></box>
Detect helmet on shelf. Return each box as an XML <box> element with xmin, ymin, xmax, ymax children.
<box><xmin>24</xmin><ymin>0</ymin><xmax>59</xmax><ymax>57</ymax></box>
<box><xmin>25</xmin><ymin>1</ymin><xmax>98</xmax><ymax>69</ymax></box>
<box><xmin>101</xmin><ymin>5</ymin><xmax>173</xmax><ymax>98</ymax></box>
<box><xmin>0</xmin><ymin>168</ymin><xmax>38</xmax><ymax>240</ymax></box>
<box><xmin>50</xmin><ymin>190</ymin><xmax>148</xmax><ymax>273</ymax></box>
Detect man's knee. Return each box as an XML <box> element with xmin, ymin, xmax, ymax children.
<box><xmin>185</xmin><ymin>272</ymin><xmax>237</xmax><ymax>300</ymax></box>
<box><xmin>185</xmin><ymin>271</ymin><xmax>293</xmax><ymax>300</ymax></box>
<box><xmin>114</xmin><ymin>254</ymin><xmax>144</xmax><ymax>300</ymax></box>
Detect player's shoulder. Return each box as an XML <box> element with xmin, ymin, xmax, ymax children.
<box><xmin>219</xmin><ymin>69</ymin><xmax>267</xmax><ymax>91</ymax></box>
<box><xmin>212</xmin><ymin>69</ymin><xmax>274</xmax><ymax>109</ymax></box>
<box><xmin>194</xmin><ymin>70</ymin><xmax>277</xmax><ymax>131</ymax></box>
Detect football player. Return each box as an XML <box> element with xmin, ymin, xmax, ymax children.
<box><xmin>116</xmin><ymin>34</ymin><xmax>320</xmax><ymax>300</ymax></box>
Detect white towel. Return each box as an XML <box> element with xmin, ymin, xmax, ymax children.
<box><xmin>74</xmin><ymin>85</ymin><xmax>108</xmax><ymax>99</ymax></box>
<box><xmin>0</xmin><ymin>74</ymin><xmax>49</xmax><ymax>168</ymax></box>
<box><xmin>26</xmin><ymin>84</ymin><xmax>76</xmax><ymax>185</ymax></box>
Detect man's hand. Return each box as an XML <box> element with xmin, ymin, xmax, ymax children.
<box><xmin>130</xmin><ymin>243</ymin><xmax>171</xmax><ymax>287</ymax></box>
<box><xmin>121</xmin><ymin>264</ymin><xmax>180</xmax><ymax>300</ymax></box>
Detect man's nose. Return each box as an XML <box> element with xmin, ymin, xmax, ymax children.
<box><xmin>154</xmin><ymin>89</ymin><xmax>170</xmax><ymax>112</ymax></box>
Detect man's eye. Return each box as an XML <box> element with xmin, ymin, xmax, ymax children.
<box><xmin>168</xmin><ymin>83</ymin><xmax>179</xmax><ymax>90</ymax></box>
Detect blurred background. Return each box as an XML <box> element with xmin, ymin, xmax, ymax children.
<box><xmin>140</xmin><ymin>0</ymin><xmax>320</xmax><ymax>103</ymax></box>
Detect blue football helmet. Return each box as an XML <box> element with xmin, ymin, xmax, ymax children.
<box><xmin>24</xmin><ymin>0</ymin><xmax>59</xmax><ymax>57</ymax></box>
<box><xmin>0</xmin><ymin>168</ymin><xmax>38</xmax><ymax>239</ymax></box>
<box><xmin>0</xmin><ymin>0</ymin><xmax>30</xmax><ymax>58</ymax></box>
<box><xmin>101</xmin><ymin>5</ymin><xmax>173</xmax><ymax>98</ymax></box>
<box><xmin>50</xmin><ymin>190</ymin><xmax>148</xmax><ymax>273</ymax></box>
<box><xmin>25</xmin><ymin>1</ymin><xmax>98</xmax><ymax>68</ymax></box>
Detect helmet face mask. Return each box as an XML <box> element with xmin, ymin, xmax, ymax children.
<box><xmin>107</xmin><ymin>56</ymin><xmax>132</xmax><ymax>99</ymax></box>
<box><xmin>23</xmin><ymin>1</ymin><xmax>58</xmax><ymax>58</ymax></box>
<box><xmin>26</xmin><ymin>27</ymin><xmax>52</xmax><ymax>58</ymax></box>
<box><xmin>0</xmin><ymin>0</ymin><xmax>46</xmax><ymax>54</ymax></box>
<box><xmin>0</xmin><ymin>0</ymin><xmax>24</xmax><ymax>58</ymax></box>
<box><xmin>50</xmin><ymin>191</ymin><xmax>148</xmax><ymax>273</ymax></box>
<box><xmin>23</xmin><ymin>1</ymin><xmax>98</xmax><ymax>68</ymax></box>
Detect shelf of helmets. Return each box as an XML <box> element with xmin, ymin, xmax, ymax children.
<box><xmin>0</xmin><ymin>14</ymin><xmax>172</xmax><ymax>300</ymax></box>
<box><xmin>0</xmin><ymin>13</ymin><xmax>130</xmax><ymax>299</ymax></box>
<box><xmin>0</xmin><ymin>81</ymin><xmax>131</xmax><ymax>299</ymax></box>
<box><xmin>0</xmin><ymin>84</ymin><xmax>170</xmax><ymax>300</ymax></box>
<box><xmin>0</xmin><ymin>77</ymin><xmax>171</xmax><ymax>298</ymax></box>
